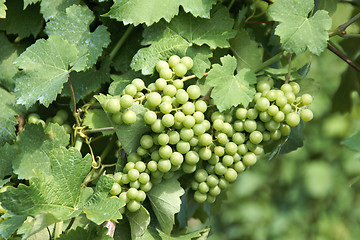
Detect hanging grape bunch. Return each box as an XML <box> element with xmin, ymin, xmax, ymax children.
<box><xmin>101</xmin><ymin>55</ymin><xmax>313</xmax><ymax>211</ymax></box>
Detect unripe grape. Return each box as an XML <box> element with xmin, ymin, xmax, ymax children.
<box><xmin>285</xmin><ymin>92</ymin><xmax>296</xmax><ymax>104</ymax></box>
<box><xmin>156</xmin><ymin>60</ymin><xmax>169</xmax><ymax>72</ymax></box>
<box><xmin>125</xmin><ymin>84</ymin><xmax>137</xmax><ymax>97</ymax></box>
<box><xmin>194</xmin><ymin>191</ymin><xmax>207</xmax><ymax>203</ymax></box>
<box><xmin>180</xmin><ymin>128</ymin><xmax>194</xmax><ymax>141</ymax></box>
<box><xmin>122</xmin><ymin>110</ymin><xmax>136</xmax><ymax>125</ymax></box>
<box><xmin>155</xmin><ymin>78</ymin><xmax>167</xmax><ymax>90</ymax></box>
<box><xmin>176</xmin><ymin>141</ymin><xmax>190</xmax><ymax>154</ymax></box>
<box><xmin>207</xmin><ymin>175</ymin><xmax>219</xmax><ymax>187</ymax></box>
<box><xmin>181</xmin><ymin>56</ymin><xmax>193</xmax><ymax>70</ymax></box>
<box><xmin>225</xmin><ymin>142</ymin><xmax>238</xmax><ymax>155</ymax></box>
<box><xmin>208</xmin><ymin>155</ymin><xmax>220</xmax><ymax>165</ymax></box>
<box><xmin>222</xmin><ymin>155</ymin><xmax>234</xmax><ymax>167</ymax></box>
<box><xmin>174</xmin><ymin>111</ymin><xmax>185</xmax><ymax>122</ymax></box>
<box><xmin>147</xmin><ymin>161</ymin><xmax>158</xmax><ymax>172</ymax></box>
<box><xmin>214</xmin><ymin>162</ymin><xmax>227</xmax><ymax>175</ymax></box>
<box><xmin>243</xmin><ymin>152</ymin><xmax>257</xmax><ymax>166</ymax></box>
<box><xmin>237</xmin><ymin>144</ymin><xmax>248</xmax><ymax>155</ymax></box>
<box><xmin>119</xmin><ymin>192</ymin><xmax>128</xmax><ymax>203</ymax></box>
<box><xmin>128</xmin><ymin>169</ymin><xmax>140</xmax><ymax>181</ymax></box>
<box><xmin>301</xmin><ymin>109</ymin><xmax>313</xmax><ymax>121</ymax></box>
<box><xmin>120</xmin><ymin>94</ymin><xmax>133</xmax><ymax>109</ymax></box>
<box><xmin>135</xmin><ymin>161</ymin><xmax>147</xmax><ymax>172</ymax></box>
<box><xmin>110</xmin><ymin>182</ymin><xmax>122</xmax><ymax>196</ymax></box>
<box><xmin>301</xmin><ymin>94</ymin><xmax>313</xmax><ymax>105</ymax></box>
<box><xmin>163</xmin><ymin>85</ymin><xmax>177</xmax><ymax>97</ymax></box>
<box><xmin>147</xmin><ymin>92</ymin><xmax>162</xmax><ymax>108</ymax></box>
<box><xmin>127</xmin><ymin>188</ymin><xmax>138</xmax><ymax>200</ymax></box>
<box><xmin>280</xmin><ymin>83</ymin><xmax>292</xmax><ymax>93</ymax></box>
<box><xmin>168</xmin><ymin>55</ymin><xmax>181</xmax><ymax>68</ymax></box>
<box><xmin>151</xmin><ymin>119</ymin><xmax>165</xmax><ymax>133</ymax></box>
<box><xmin>244</xmin><ymin>120</ymin><xmax>257</xmax><ymax>133</ymax></box>
<box><xmin>273</xmin><ymin>111</ymin><xmax>285</xmax><ymax>122</ymax></box>
<box><xmin>173</xmin><ymin>79</ymin><xmax>184</xmax><ymax>89</ymax></box>
<box><xmin>112</xmin><ymin>112</ymin><xmax>123</xmax><ymax>124</ymax></box>
<box><xmin>162</xmin><ymin>114</ymin><xmax>175</xmax><ymax>127</ymax></box>
<box><xmin>209</xmin><ymin>185</ymin><xmax>221</xmax><ymax>197</ymax></box>
<box><xmin>266</xmin><ymin>90</ymin><xmax>278</xmax><ymax>101</ymax></box>
<box><xmin>256</xmin><ymin>79</ymin><xmax>273</xmax><ymax>92</ymax></box>
<box><xmin>193</xmin><ymin>111</ymin><xmax>204</xmax><ymax>124</ymax></box>
<box><xmin>216</xmin><ymin>132</ymin><xmax>228</xmax><ymax>144</ymax></box>
<box><xmin>158</xmin><ymin>160</ymin><xmax>172</xmax><ymax>173</ymax></box>
<box><xmin>218</xmin><ymin>178</ymin><xmax>229</xmax><ymax>189</ymax></box>
<box><xmin>159</xmin><ymin>145</ymin><xmax>173</xmax><ymax>159</ymax></box>
<box><xmin>199</xmin><ymin>147</ymin><xmax>212</xmax><ymax>160</ymax></box>
<box><xmin>235</xmin><ymin>108</ymin><xmax>247</xmax><ymax>120</ymax></box>
<box><xmin>193</xmin><ymin>123</ymin><xmax>206</xmax><ymax>136</ymax></box>
<box><xmin>233</xmin><ymin>120</ymin><xmax>244</xmax><ymax>132</ymax></box>
<box><xmin>281</xmin><ymin>104</ymin><xmax>292</xmax><ymax>114</ymax></box>
<box><xmin>276</xmin><ymin>96</ymin><xmax>288</xmax><ymax>108</ymax></box>
<box><xmin>224</xmin><ymin>168</ymin><xmax>237</xmax><ymax>182</ymax></box>
<box><xmin>234</xmin><ymin>161</ymin><xmax>246</xmax><ymax>172</ymax></box>
<box><xmin>170</xmin><ymin>152</ymin><xmax>184</xmax><ymax>166</ymax></box>
<box><xmin>265</xmin><ymin>120</ymin><xmax>280</xmax><ymax>131</ymax></box>
<box><xmin>194</xmin><ymin>169</ymin><xmax>208</xmax><ymax>182</ymax></box>
<box><xmin>195</xmin><ymin>100</ymin><xmax>207</xmax><ymax>112</ymax></box>
<box><xmin>255</xmin><ymin>97</ymin><xmax>270</xmax><ymax>111</ymax></box>
<box><xmin>289</xmin><ymin>82</ymin><xmax>300</xmax><ymax>94</ymax></box>
<box><xmin>198</xmin><ymin>182</ymin><xmax>210</xmax><ymax>194</ymax></box>
<box><xmin>140</xmin><ymin>182</ymin><xmax>153</xmax><ymax>192</ymax></box>
<box><xmin>121</xmin><ymin>174</ymin><xmax>130</xmax><ymax>184</ymax></box>
<box><xmin>183</xmin><ymin>115</ymin><xmax>196</xmax><ymax>128</ymax></box>
<box><xmin>160</xmin><ymin>102</ymin><xmax>172</xmax><ymax>114</ymax></box>
<box><xmin>232</xmin><ymin>132</ymin><xmax>246</xmax><ymax>145</ymax></box>
<box><xmin>174</xmin><ymin>63</ymin><xmax>187</xmax><ymax>77</ymax></box>
<box><xmin>249</xmin><ymin>131</ymin><xmax>263</xmax><ymax>144</ymax></box>
<box><xmin>168</xmin><ymin>131</ymin><xmax>180</xmax><ymax>144</ymax></box>
<box><xmin>182</xmin><ymin>102</ymin><xmax>195</xmax><ymax>115</ymax></box>
<box><xmin>158</xmin><ymin>133</ymin><xmax>170</xmax><ymax>146</ymax></box>
<box><xmin>159</xmin><ymin>68</ymin><xmax>173</xmax><ymax>80</ymax></box>
<box><xmin>105</xmin><ymin>98</ymin><xmax>121</xmax><ymax>113</ymax></box>
<box><xmin>280</xmin><ymin>124</ymin><xmax>291</xmax><ymax>136</ymax></box>
<box><xmin>132</xmin><ymin>78</ymin><xmax>145</xmax><ymax>91</ymax></box>
<box><xmin>185</xmin><ymin>151</ymin><xmax>200</xmax><ymax>165</ymax></box>
<box><xmin>182</xmin><ymin>163</ymin><xmax>197</xmax><ymax>173</ymax></box>
<box><xmin>144</xmin><ymin>111</ymin><xmax>157</xmax><ymax>125</ymax></box>
<box><xmin>199</xmin><ymin>133</ymin><xmax>212</xmax><ymax>146</ymax></box>
<box><xmin>285</xmin><ymin>112</ymin><xmax>300</xmax><ymax>127</ymax></box>
<box><xmin>127</xmin><ymin>200</ymin><xmax>141</xmax><ymax>212</ymax></box>
<box><xmin>140</xmin><ymin>135</ymin><xmax>153</xmax><ymax>149</ymax></box>
<box><xmin>187</xmin><ymin>85</ymin><xmax>201</xmax><ymax>100</ymax></box>
<box><xmin>136</xmin><ymin>190</ymin><xmax>147</xmax><ymax>202</ymax></box>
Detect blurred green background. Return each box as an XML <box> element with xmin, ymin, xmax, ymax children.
<box><xmin>209</xmin><ymin>3</ymin><xmax>360</xmax><ymax>240</ymax></box>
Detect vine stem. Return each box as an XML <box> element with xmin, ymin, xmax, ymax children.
<box><xmin>83</xmin><ymin>127</ymin><xmax>115</xmax><ymax>135</ymax></box>
<box><xmin>253</xmin><ymin>51</ymin><xmax>283</xmax><ymax>73</ymax></box>
<box><xmin>285</xmin><ymin>53</ymin><xmax>293</xmax><ymax>83</ymax></box>
<box><xmin>327</xmin><ymin>42</ymin><xmax>360</xmax><ymax>72</ymax></box>
<box><xmin>65</xmin><ymin>218</ymin><xmax>75</xmax><ymax>231</ymax></box>
<box><xmin>329</xmin><ymin>12</ymin><xmax>360</xmax><ymax>37</ymax></box>
<box><xmin>109</xmin><ymin>25</ymin><xmax>134</xmax><ymax>61</ymax></box>
<box><xmin>103</xmin><ymin>221</ymin><xmax>116</xmax><ymax>237</ymax></box>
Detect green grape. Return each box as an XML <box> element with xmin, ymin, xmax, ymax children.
<box><xmin>266</xmin><ymin>90</ymin><xmax>278</xmax><ymax>101</ymax></box>
<box><xmin>168</xmin><ymin>131</ymin><xmax>180</xmax><ymax>144</ymax></box>
<box><xmin>194</xmin><ymin>169</ymin><xmax>208</xmax><ymax>182</ymax></box>
<box><xmin>121</xmin><ymin>174</ymin><xmax>130</xmax><ymax>185</ymax></box>
<box><xmin>211</xmin><ymin>111</ymin><xmax>225</xmax><ymax>122</ymax></box>
<box><xmin>237</xmin><ymin>144</ymin><xmax>248</xmax><ymax>155</ymax></box>
<box><xmin>174</xmin><ymin>63</ymin><xmax>187</xmax><ymax>77</ymax></box>
<box><xmin>233</xmin><ymin>153</ymin><xmax>241</xmax><ymax>162</ymax></box>
<box><xmin>194</xmin><ymin>191</ymin><xmax>207</xmax><ymax>203</ymax></box>
<box><xmin>181</xmin><ymin>56</ymin><xmax>193</xmax><ymax>70</ymax></box>
<box><xmin>222</xmin><ymin>155</ymin><xmax>234</xmax><ymax>167</ymax></box>
<box><xmin>206</xmin><ymin>195</ymin><xmax>216</xmax><ymax>203</ymax></box>
<box><xmin>127</xmin><ymin>200</ymin><xmax>141</xmax><ymax>212</ymax></box>
<box><xmin>301</xmin><ymin>109</ymin><xmax>313</xmax><ymax>121</ymax></box>
<box><xmin>207</xmin><ymin>175</ymin><xmax>219</xmax><ymax>187</ymax></box>
<box><xmin>151</xmin><ymin>119</ymin><xmax>165</xmax><ymax>133</ymax></box>
<box><xmin>159</xmin><ymin>145</ymin><xmax>173</xmax><ymax>159</ymax></box>
<box><xmin>244</xmin><ymin>120</ymin><xmax>257</xmax><ymax>133</ymax></box>
<box><xmin>199</xmin><ymin>147</ymin><xmax>212</xmax><ymax>160</ymax></box>
<box><xmin>245</xmin><ymin>141</ymin><xmax>257</xmax><ymax>152</ymax></box>
<box><xmin>267</xmin><ymin>105</ymin><xmax>279</xmax><ymax>116</ymax></box>
<box><xmin>125</xmin><ymin>84</ymin><xmax>137</xmax><ymax>97</ymax></box>
<box><xmin>110</xmin><ymin>182</ymin><xmax>122</xmax><ymax>196</ymax></box>
<box><xmin>140</xmin><ymin>182</ymin><xmax>153</xmax><ymax>192</ymax></box>
<box><xmin>182</xmin><ymin>102</ymin><xmax>195</xmax><ymax>115</ymax></box>
<box><xmin>193</xmin><ymin>111</ymin><xmax>204</xmax><ymax>123</ymax></box>
<box><xmin>135</xmin><ymin>161</ymin><xmax>146</xmax><ymax>172</ymax></box>
<box><xmin>147</xmin><ymin>92</ymin><xmax>162</xmax><ymax>108</ymax></box>
<box><xmin>254</xmin><ymin>92</ymin><xmax>262</xmax><ymax>102</ymax></box>
<box><xmin>216</xmin><ymin>132</ymin><xmax>228</xmax><ymax>144</ymax></box>
<box><xmin>285</xmin><ymin>92</ymin><xmax>296</xmax><ymax>104</ymax></box>
<box><xmin>164</xmin><ymin>172</ymin><xmax>175</xmax><ymax>180</ymax></box>
<box><xmin>195</xmin><ymin>100</ymin><xmax>207</xmax><ymax>113</ymax></box>
<box><xmin>127</xmin><ymin>188</ymin><xmax>138</xmax><ymax>200</ymax></box>
<box><xmin>224</xmin><ymin>168</ymin><xmax>237</xmax><ymax>182</ymax></box>
<box><xmin>247</xmin><ymin>108</ymin><xmax>259</xmax><ymax>120</ymax></box>
<box><xmin>301</xmin><ymin>94</ymin><xmax>313</xmax><ymax>105</ymax></box>
<box><xmin>148</xmin><ymin>83</ymin><xmax>157</xmax><ymax>92</ymax></box>
<box><xmin>218</xmin><ymin>178</ymin><xmax>229</xmax><ymax>189</ymax></box>
<box><xmin>136</xmin><ymin>190</ymin><xmax>147</xmax><ymax>202</ymax></box>
<box><xmin>221</xmin><ymin>123</ymin><xmax>233</xmax><ymax>135</ymax></box>
<box><xmin>233</xmin><ymin>120</ymin><xmax>244</xmax><ymax>132</ymax></box>
<box><xmin>213</xmin><ymin>119</ymin><xmax>224</xmax><ymax>131</ymax></box>
<box><xmin>206</xmin><ymin>164</ymin><xmax>215</xmax><ymax>175</ymax></box>
<box><xmin>174</xmin><ymin>111</ymin><xmax>185</xmax><ymax>122</ymax></box>
<box><xmin>176</xmin><ymin>89</ymin><xmax>189</xmax><ymax>104</ymax></box>
<box><xmin>183</xmin><ymin>115</ymin><xmax>196</xmax><ymax>128</ymax></box>
<box><xmin>140</xmin><ymin>135</ymin><xmax>153</xmax><ymax>149</ymax></box>
<box><xmin>255</xmin><ymin>97</ymin><xmax>270</xmax><ymax>111</ymax></box>
<box><xmin>202</xmin><ymin>120</ymin><xmax>211</xmax><ymax>131</ymax></box>
<box><xmin>191</xmin><ymin>181</ymin><xmax>199</xmax><ymax>190</ymax></box>
<box><xmin>168</xmin><ymin>55</ymin><xmax>181</xmax><ymax>68</ymax></box>
<box><xmin>199</xmin><ymin>133</ymin><xmax>212</xmax><ymax>146</ymax></box>
<box><xmin>160</xmin><ymin>102</ymin><xmax>172</xmax><ymax>114</ymax></box>
<box><xmin>154</xmin><ymin>78</ymin><xmax>166</xmax><ymax>90</ymax></box>
<box><xmin>144</xmin><ymin>111</ymin><xmax>157</xmax><ymax>125</ymax></box>
<box><xmin>209</xmin><ymin>185</ymin><xmax>221</xmax><ymax>196</ymax></box>
<box><xmin>243</xmin><ymin>152</ymin><xmax>257</xmax><ymax>166</ymax></box>
<box><xmin>182</xmin><ymin>163</ymin><xmax>197</xmax><ymax>173</ymax></box>
<box><xmin>193</xmin><ymin>123</ymin><xmax>206</xmax><ymax>136</ymax></box>
<box><xmin>273</xmin><ymin>111</ymin><xmax>285</xmax><ymax>122</ymax></box>
<box><xmin>276</xmin><ymin>95</ymin><xmax>288</xmax><ymax>108</ymax></box>
<box><xmin>147</xmin><ymin>161</ymin><xmax>158</xmax><ymax>172</ymax></box>
<box><xmin>122</xmin><ymin>110</ymin><xmax>136</xmax><ymax>125</ymax></box>
<box><xmin>234</xmin><ymin>161</ymin><xmax>246</xmax><ymax>172</ymax></box>
<box><xmin>156</xmin><ymin>60</ymin><xmax>169</xmax><ymax>72</ymax></box>
<box><xmin>235</xmin><ymin>108</ymin><xmax>247</xmax><ymax>120</ymax></box>
<box><xmin>120</xmin><ymin>94</ymin><xmax>133</xmax><ymax>109</ymax></box>
<box><xmin>158</xmin><ymin>160</ymin><xmax>172</xmax><ymax>173</ymax></box>
<box><xmin>105</xmin><ymin>98</ymin><xmax>121</xmax><ymax>113</ymax></box>
<box><xmin>171</xmin><ymin>165</ymin><xmax>181</xmax><ymax>172</ymax></box>
<box><xmin>214</xmin><ymin>162</ymin><xmax>227</xmax><ymax>175</ymax></box>
<box><xmin>252</xmin><ymin>145</ymin><xmax>264</xmax><ymax>155</ymax></box>
<box><xmin>281</xmin><ymin>104</ymin><xmax>292</xmax><ymax>114</ymax></box>
<box><xmin>163</xmin><ymin>84</ymin><xmax>177</xmax><ymax>97</ymax></box>
<box><xmin>174</xmin><ymin>121</ymin><xmax>183</xmax><ymax>130</ymax></box>
<box><xmin>162</xmin><ymin>114</ymin><xmax>175</xmax><ymax>127</ymax></box>
<box><xmin>198</xmin><ymin>182</ymin><xmax>210</xmax><ymax>194</ymax></box>
<box><xmin>256</xmin><ymin>79</ymin><xmax>272</xmax><ymax>92</ymax></box>
<box><xmin>173</xmin><ymin>79</ymin><xmax>184</xmax><ymax>89</ymax></box>
<box><xmin>189</xmin><ymin>137</ymin><xmax>199</xmax><ymax>147</ymax></box>
<box><xmin>249</xmin><ymin>131</ymin><xmax>263</xmax><ymax>144</ymax></box>
<box><xmin>280</xmin><ymin>124</ymin><xmax>291</xmax><ymax>136</ymax></box>
<box><xmin>56</xmin><ymin>109</ymin><xmax>68</xmax><ymax>121</ymax></box>
<box><xmin>285</xmin><ymin>112</ymin><xmax>300</xmax><ymax>127</ymax></box>
<box><xmin>112</xmin><ymin>112</ymin><xmax>123</xmax><ymax>124</ymax></box>
<box><xmin>208</xmin><ymin>155</ymin><xmax>220</xmax><ymax>165</ymax></box>
<box><xmin>289</xmin><ymin>82</ymin><xmax>300</xmax><ymax>94</ymax></box>
<box><xmin>176</xmin><ymin>141</ymin><xmax>190</xmax><ymax>154</ymax></box>
<box><xmin>180</xmin><ymin>128</ymin><xmax>194</xmax><ymax>141</ymax></box>
<box><xmin>132</xmin><ymin>78</ymin><xmax>145</xmax><ymax>91</ymax></box>
<box><xmin>232</xmin><ymin>132</ymin><xmax>246</xmax><ymax>145</ymax></box>
<box><xmin>265</xmin><ymin>119</ymin><xmax>280</xmax><ymax>131</ymax></box>
<box><xmin>159</xmin><ymin>68</ymin><xmax>173</xmax><ymax>80</ymax></box>
<box><xmin>128</xmin><ymin>169</ymin><xmax>140</xmax><ymax>181</ymax></box>
<box><xmin>130</xmin><ymin>180</ymin><xmax>141</xmax><ymax>189</ymax></box>
<box><xmin>158</xmin><ymin>133</ymin><xmax>170</xmax><ymax>145</ymax></box>
<box><xmin>170</xmin><ymin>152</ymin><xmax>184</xmax><ymax>166</ymax></box>
<box><xmin>225</xmin><ymin>142</ymin><xmax>237</xmax><ymax>155</ymax></box>
<box><xmin>270</xmin><ymin>129</ymin><xmax>281</xmax><ymax>140</ymax></box>
<box><xmin>187</xmin><ymin>85</ymin><xmax>201</xmax><ymax>100</ymax></box>
<box><xmin>214</xmin><ymin>146</ymin><xmax>225</xmax><ymax>157</ymax></box>
<box><xmin>113</xmin><ymin>172</ymin><xmax>123</xmax><ymax>183</ymax></box>
<box><xmin>185</xmin><ymin>151</ymin><xmax>200</xmax><ymax>165</ymax></box>
<box><xmin>280</xmin><ymin>83</ymin><xmax>293</xmax><ymax>93</ymax></box>
<box><xmin>119</xmin><ymin>192</ymin><xmax>128</xmax><ymax>203</ymax></box>
<box><xmin>259</xmin><ymin>111</ymin><xmax>271</xmax><ymax>122</ymax></box>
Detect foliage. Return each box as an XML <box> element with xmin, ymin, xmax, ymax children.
<box><xmin>0</xmin><ymin>0</ymin><xmax>359</xmax><ymax>239</ymax></box>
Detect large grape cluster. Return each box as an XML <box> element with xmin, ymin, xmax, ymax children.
<box><xmin>103</xmin><ymin>55</ymin><xmax>313</xmax><ymax>211</ymax></box>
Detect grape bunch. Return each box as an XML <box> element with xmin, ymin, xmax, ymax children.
<box><xmin>103</xmin><ymin>55</ymin><xmax>313</xmax><ymax>211</ymax></box>
<box><xmin>27</xmin><ymin>109</ymin><xmax>72</xmax><ymax>134</ymax></box>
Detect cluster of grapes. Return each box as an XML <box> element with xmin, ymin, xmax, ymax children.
<box><xmin>27</xmin><ymin>110</ymin><xmax>72</xmax><ymax>133</ymax></box>
<box><xmin>103</xmin><ymin>55</ymin><xmax>313</xmax><ymax>211</ymax></box>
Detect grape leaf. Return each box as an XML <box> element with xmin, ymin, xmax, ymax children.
<box><xmin>83</xmin><ymin>109</ymin><xmax>114</xmax><ymax>136</ymax></box>
<box><xmin>230</xmin><ymin>29</ymin><xmax>263</xmax><ymax>71</ymax></box>
<box><xmin>0</xmin><ymin>215</ymin><xmax>27</xmax><ymax>239</ymax></box>
<box><xmin>0</xmin><ymin>143</ymin><xmax>16</xmax><ymax>179</ymax></box>
<box><xmin>0</xmin><ymin>33</ymin><xmax>23</xmax><ymax>90</ymax></box>
<box><xmin>158</xmin><ymin>227</ymin><xmax>210</xmax><ymax>240</ymax></box>
<box><xmin>147</xmin><ymin>177</ymin><xmax>185</xmax><ymax>235</ymax></box>
<box><xmin>268</xmin><ymin>0</ymin><xmax>332</xmax><ymax>55</ymax></box>
<box><xmin>24</xmin><ymin>0</ymin><xmax>41</xmax><ymax>9</ymax></box>
<box><xmin>280</xmin><ymin>121</ymin><xmax>304</xmax><ymax>154</ymax></box>
<box><xmin>0</xmin><ymin>0</ymin><xmax>6</xmax><ymax>18</ymax></box>
<box><xmin>0</xmin><ymin>0</ymin><xmax>43</xmax><ymax>38</ymax></box>
<box><xmin>185</xmin><ymin>46</ymin><xmax>213</xmax><ymax>78</ymax></box>
<box><xmin>206</xmin><ymin>55</ymin><xmax>257</xmax><ymax>112</ymax></box>
<box><xmin>83</xmin><ymin>175</ymin><xmax>125</xmax><ymax>224</ymax></box>
<box><xmin>18</xmin><ymin>213</ymin><xmax>59</xmax><ymax>239</ymax></box>
<box><xmin>58</xmin><ymin>223</ymin><xmax>113</xmax><ymax>240</ymax></box>
<box><xmin>40</xmin><ymin>0</ymin><xmax>79</xmax><ymax>21</ymax></box>
<box><xmin>14</xmin><ymin>36</ymin><xmax>86</xmax><ymax>109</ymax></box>
<box><xmin>62</xmin><ymin>59</ymin><xmax>111</xmax><ymax>103</ymax></box>
<box><xmin>316</xmin><ymin>0</ymin><xmax>337</xmax><ymax>15</ymax></box>
<box><xmin>342</xmin><ymin>131</ymin><xmax>360</xmax><ymax>152</ymax></box>
<box><xmin>125</xmin><ymin>205</ymin><xmax>150</xmax><ymax>240</ymax></box>
<box><xmin>106</xmin><ymin>0</ymin><xmax>216</xmax><ymax>26</ymax></box>
<box><xmin>0</xmin><ymin>147</ymin><xmax>92</xmax><ymax>220</ymax></box>
<box><xmin>12</xmin><ymin>123</ymin><xmax>70</xmax><ymax>179</ymax></box>
<box><xmin>0</xmin><ymin>88</ymin><xmax>19</xmax><ymax>146</ymax></box>
<box><xmin>45</xmin><ymin>5</ymin><xmax>111</xmax><ymax>69</ymax></box>
<box><xmin>131</xmin><ymin>7</ymin><xmax>235</xmax><ymax>75</ymax></box>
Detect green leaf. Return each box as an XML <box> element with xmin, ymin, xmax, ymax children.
<box><xmin>12</xmin><ymin>123</ymin><xmax>70</xmax><ymax>179</ymax></box>
<box><xmin>0</xmin><ymin>147</ymin><xmax>92</xmax><ymax>220</ymax></box>
<box><xmin>230</xmin><ymin>29</ymin><xmax>263</xmax><ymax>71</ymax></box>
<box><xmin>45</xmin><ymin>5</ymin><xmax>111</xmax><ymax>69</ymax></box>
<box><xmin>0</xmin><ymin>143</ymin><xmax>16</xmax><ymax>179</ymax></box>
<box><xmin>158</xmin><ymin>227</ymin><xmax>210</xmax><ymax>239</ymax></box>
<box><xmin>185</xmin><ymin>46</ymin><xmax>213</xmax><ymax>78</ymax></box>
<box><xmin>0</xmin><ymin>33</ymin><xmax>22</xmax><ymax>90</ymax></box>
<box><xmin>108</xmin><ymin>73</ymin><xmax>137</xmax><ymax>96</ymax></box>
<box><xmin>0</xmin><ymin>215</ymin><xmax>27</xmax><ymax>239</ymax></box>
<box><xmin>14</xmin><ymin>36</ymin><xmax>85</xmax><ymax>109</ymax></box>
<box><xmin>0</xmin><ymin>0</ymin><xmax>43</xmax><ymax>38</ymax></box>
<box><xmin>58</xmin><ymin>223</ymin><xmax>113</xmax><ymax>240</ymax></box>
<box><xmin>148</xmin><ymin>177</ymin><xmax>185</xmax><ymax>235</ymax></box>
<box><xmin>342</xmin><ymin>131</ymin><xmax>360</xmax><ymax>152</ymax></box>
<box><xmin>125</xmin><ymin>205</ymin><xmax>150</xmax><ymax>240</ymax></box>
<box><xmin>83</xmin><ymin>109</ymin><xmax>114</xmax><ymax>136</ymax></box>
<box><xmin>206</xmin><ymin>55</ymin><xmax>257</xmax><ymax>111</ymax></box>
<box><xmin>19</xmin><ymin>213</ymin><xmax>59</xmax><ymax>239</ymax></box>
<box><xmin>83</xmin><ymin>175</ymin><xmax>125</xmax><ymax>224</ymax></box>
<box><xmin>280</xmin><ymin>121</ymin><xmax>304</xmax><ymax>154</ymax></box>
<box><xmin>24</xmin><ymin>0</ymin><xmax>41</xmax><ymax>9</ymax></box>
<box><xmin>0</xmin><ymin>0</ymin><xmax>6</xmax><ymax>18</ymax></box>
<box><xmin>40</xmin><ymin>0</ymin><xmax>79</xmax><ymax>21</ymax></box>
<box><xmin>131</xmin><ymin>7</ymin><xmax>235</xmax><ymax>75</ymax></box>
<box><xmin>0</xmin><ymin>88</ymin><xmax>19</xmax><ymax>146</ymax></box>
<box><xmin>106</xmin><ymin>0</ymin><xmax>216</xmax><ymax>26</ymax></box>
<box><xmin>268</xmin><ymin>0</ymin><xmax>332</xmax><ymax>55</ymax></box>
<box><xmin>316</xmin><ymin>0</ymin><xmax>337</xmax><ymax>15</ymax></box>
